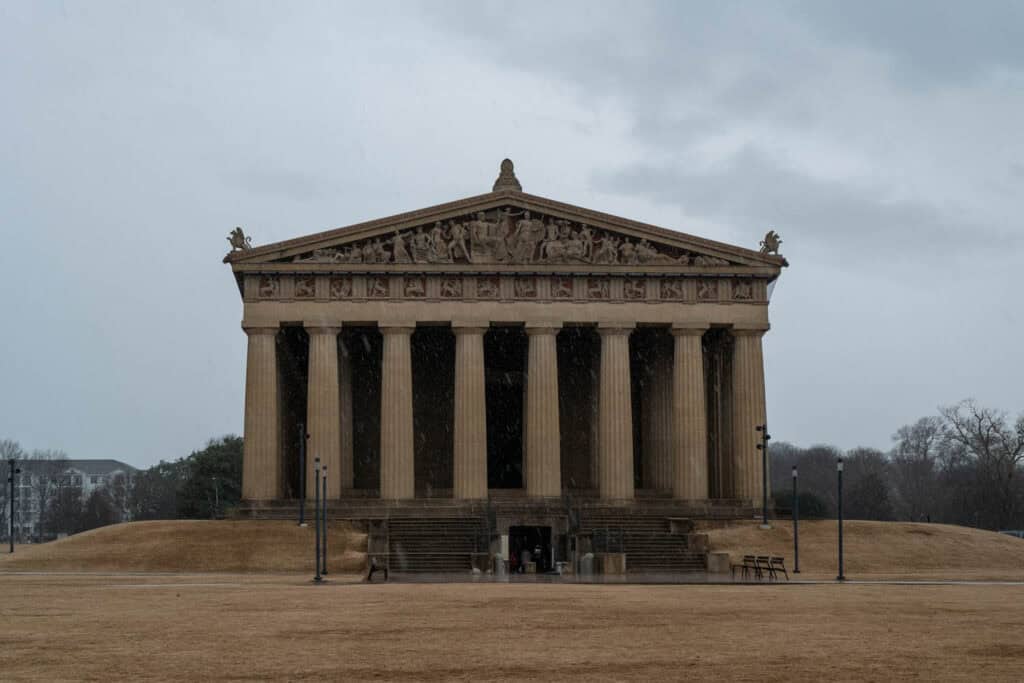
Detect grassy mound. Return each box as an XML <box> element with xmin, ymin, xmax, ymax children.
<box><xmin>707</xmin><ymin>520</ymin><xmax>1024</xmax><ymax>579</ymax></box>
<box><xmin>0</xmin><ymin>520</ymin><xmax>366</xmax><ymax>573</ymax></box>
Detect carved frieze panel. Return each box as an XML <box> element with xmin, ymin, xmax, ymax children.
<box><xmin>329</xmin><ymin>276</ymin><xmax>352</xmax><ymax>299</ymax></box>
<box><xmin>551</xmin><ymin>276</ymin><xmax>574</xmax><ymax>299</ymax></box>
<box><xmin>587</xmin><ymin>278</ymin><xmax>610</xmax><ymax>300</ymax></box>
<box><xmin>732</xmin><ymin>279</ymin><xmax>753</xmax><ymax>301</ymax></box>
<box><xmin>624</xmin><ymin>278</ymin><xmax>646</xmax><ymax>300</ymax></box>
<box><xmin>287</xmin><ymin>205</ymin><xmax>735</xmax><ymax>267</ymax></box>
<box><xmin>440</xmin><ymin>276</ymin><xmax>463</xmax><ymax>298</ymax></box>
<box><xmin>514</xmin><ymin>276</ymin><xmax>537</xmax><ymax>298</ymax></box>
<box><xmin>404</xmin><ymin>275</ymin><xmax>426</xmax><ymax>298</ymax></box>
<box><xmin>476</xmin><ymin>276</ymin><xmax>500</xmax><ymax>299</ymax></box>
<box><xmin>294</xmin><ymin>276</ymin><xmax>316</xmax><ymax>298</ymax></box>
<box><xmin>697</xmin><ymin>279</ymin><xmax>718</xmax><ymax>301</ymax></box>
<box><xmin>367</xmin><ymin>276</ymin><xmax>390</xmax><ymax>298</ymax></box>
<box><xmin>258</xmin><ymin>275</ymin><xmax>279</xmax><ymax>299</ymax></box>
<box><xmin>660</xmin><ymin>279</ymin><xmax>685</xmax><ymax>301</ymax></box>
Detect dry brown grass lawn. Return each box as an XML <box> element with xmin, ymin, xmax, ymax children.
<box><xmin>707</xmin><ymin>519</ymin><xmax>1024</xmax><ymax>580</ymax></box>
<box><xmin>1</xmin><ymin>576</ymin><xmax>1023</xmax><ymax>681</ymax></box>
<box><xmin>0</xmin><ymin>520</ymin><xmax>366</xmax><ymax>573</ymax></box>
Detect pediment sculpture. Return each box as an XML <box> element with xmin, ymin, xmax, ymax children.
<box><xmin>291</xmin><ymin>207</ymin><xmax>732</xmax><ymax>267</ymax></box>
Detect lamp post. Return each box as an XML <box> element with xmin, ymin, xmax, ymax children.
<box><xmin>321</xmin><ymin>466</ymin><xmax>328</xmax><ymax>576</ymax></box>
<box><xmin>211</xmin><ymin>476</ymin><xmax>219</xmax><ymax>519</ymax></box>
<box><xmin>8</xmin><ymin>459</ymin><xmax>21</xmax><ymax>554</ymax></box>
<box><xmin>298</xmin><ymin>422</ymin><xmax>307</xmax><ymax>527</ymax></box>
<box><xmin>836</xmin><ymin>457</ymin><xmax>845</xmax><ymax>582</ymax></box>
<box><xmin>313</xmin><ymin>457</ymin><xmax>322</xmax><ymax>583</ymax></box>
<box><xmin>755</xmin><ymin>425</ymin><xmax>771</xmax><ymax>528</ymax></box>
<box><xmin>792</xmin><ymin>466</ymin><xmax>800</xmax><ymax>574</ymax></box>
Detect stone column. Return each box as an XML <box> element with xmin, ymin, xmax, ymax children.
<box><xmin>731</xmin><ymin>328</ymin><xmax>768</xmax><ymax>503</ymax></box>
<box><xmin>598</xmin><ymin>325</ymin><xmax>635</xmax><ymax>501</ymax></box>
<box><xmin>380</xmin><ymin>326</ymin><xmax>415</xmax><ymax>500</ymax></box>
<box><xmin>525</xmin><ymin>324</ymin><xmax>562</xmax><ymax>497</ymax></box>
<box><xmin>306</xmin><ymin>325</ymin><xmax>342</xmax><ymax>498</ymax></box>
<box><xmin>642</xmin><ymin>338</ymin><xmax>673</xmax><ymax>491</ymax></box>
<box><xmin>671</xmin><ymin>325</ymin><xmax>709</xmax><ymax>500</ymax></box>
<box><xmin>453</xmin><ymin>325</ymin><xmax>488</xmax><ymax>499</ymax></box>
<box><xmin>242</xmin><ymin>326</ymin><xmax>280</xmax><ymax>500</ymax></box>
<box><xmin>339</xmin><ymin>340</ymin><xmax>354</xmax><ymax>492</ymax></box>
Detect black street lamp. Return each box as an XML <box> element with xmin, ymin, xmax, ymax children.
<box><xmin>755</xmin><ymin>425</ymin><xmax>771</xmax><ymax>527</ymax></box>
<box><xmin>836</xmin><ymin>457</ymin><xmax>845</xmax><ymax>582</ymax></box>
<box><xmin>298</xmin><ymin>422</ymin><xmax>308</xmax><ymax>527</ymax></box>
<box><xmin>8</xmin><ymin>459</ymin><xmax>21</xmax><ymax>554</ymax></box>
<box><xmin>211</xmin><ymin>476</ymin><xmax>220</xmax><ymax>519</ymax></box>
<box><xmin>313</xmin><ymin>457</ymin><xmax>322</xmax><ymax>583</ymax></box>
<box><xmin>792</xmin><ymin>465</ymin><xmax>800</xmax><ymax>574</ymax></box>
<box><xmin>321</xmin><ymin>466</ymin><xmax>328</xmax><ymax>576</ymax></box>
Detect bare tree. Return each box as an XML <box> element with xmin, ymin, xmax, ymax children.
<box><xmin>891</xmin><ymin>416</ymin><xmax>944</xmax><ymax>521</ymax></box>
<box><xmin>25</xmin><ymin>449</ymin><xmax>69</xmax><ymax>541</ymax></box>
<box><xmin>940</xmin><ymin>400</ymin><xmax>1024</xmax><ymax>529</ymax></box>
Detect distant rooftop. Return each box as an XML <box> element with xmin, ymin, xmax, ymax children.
<box><xmin>18</xmin><ymin>459</ymin><xmax>138</xmax><ymax>476</ymax></box>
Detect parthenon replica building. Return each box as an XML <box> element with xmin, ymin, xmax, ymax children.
<box><xmin>225</xmin><ymin>160</ymin><xmax>787</xmax><ymax>573</ymax></box>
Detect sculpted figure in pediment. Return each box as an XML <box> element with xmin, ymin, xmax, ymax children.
<box><xmin>391</xmin><ymin>231</ymin><xmax>411</xmax><ymax>264</ymax></box>
<box><xmin>447</xmin><ymin>221</ymin><xmax>470</xmax><ymax>262</ymax></box>
<box><xmin>410</xmin><ymin>226</ymin><xmax>432</xmax><ymax>263</ymax></box>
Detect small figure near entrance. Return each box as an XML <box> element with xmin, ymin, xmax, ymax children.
<box><xmin>366</xmin><ymin>556</ymin><xmax>388</xmax><ymax>582</ymax></box>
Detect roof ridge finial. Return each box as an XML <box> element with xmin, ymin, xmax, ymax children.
<box><xmin>492</xmin><ymin>158</ymin><xmax>522</xmax><ymax>192</ymax></box>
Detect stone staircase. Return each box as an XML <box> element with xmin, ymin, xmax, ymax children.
<box><xmin>581</xmin><ymin>510</ymin><xmax>707</xmax><ymax>573</ymax></box>
<box><xmin>385</xmin><ymin>516</ymin><xmax>489</xmax><ymax>573</ymax></box>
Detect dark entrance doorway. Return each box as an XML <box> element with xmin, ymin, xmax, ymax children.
<box><xmin>509</xmin><ymin>525</ymin><xmax>552</xmax><ymax>573</ymax></box>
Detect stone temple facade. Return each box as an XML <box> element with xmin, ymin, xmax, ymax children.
<box><xmin>225</xmin><ymin>160</ymin><xmax>787</xmax><ymax>573</ymax></box>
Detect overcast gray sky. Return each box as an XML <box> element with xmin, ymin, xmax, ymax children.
<box><xmin>1</xmin><ymin>1</ymin><xmax>1021</xmax><ymax>468</ymax></box>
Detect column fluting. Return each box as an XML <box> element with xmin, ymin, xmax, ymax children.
<box><xmin>339</xmin><ymin>340</ymin><xmax>354</xmax><ymax>492</ymax></box>
<box><xmin>642</xmin><ymin>338</ymin><xmax>673</xmax><ymax>491</ymax></box>
<box><xmin>731</xmin><ymin>328</ymin><xmax>768</xmax><ymax>503</ymax></box>
<box><xmin>525</xmin><ymin>324</ymin><xmax>562</xmax><ymax>498</ymax></box>
<box><xmin>242</xmin><ymin>326</ymin><xmax>280</xmax><ymax>500</ymax></box>
<box><xmin>671</xmin><ymin>326</ymin><xmax>709</xmax><ymax>500</ymax></box>
<box><xmin>380</xmin><ymin>326</ymin><xmax>415</xmax><ymax>500</ymax></box>
<box><xmin>598</xmin><ymin>325</ymin><xmax>635</xmax><ymax>501</ymax></box>
<box><xmin>306</xmin><ymin>325</ymin><xmax>342</xmax><ymax>498</ymax></box>
<box><xmin>453</xmin><ymin>326</ymin><xmax>488</xmax><ymax>499</ymax></box>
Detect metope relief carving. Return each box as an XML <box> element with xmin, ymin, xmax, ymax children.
<box><xmin>440</xmin><ymin>277</ymin><xmax>463</xmax><ymax>298</ymax></box>
<box><xmin>514</xmin><ymin>276</ymin><xmax>537</xmax><ymax>298</ymax></box>
<box><xmin>294</xmin><ymin>276</ymin><xmax>316</xmax><ymax>298</ymax></box>
<box><xmin>697</xmin><ymin>279</ymin><xmax>718</xmax><ymax>301</ymax></box>
<box><xmin>289</xmin><ymin>206</ymin><xmax>735</xmax><ymax>267</ymax></box>
<box><xmin>587</xmin><ymin>278</ymin><xmax>610</xmax><ymax>300</ymax></box>
<box><xmin>404</xmin><ymin>276</ymin><xmax>426</xmax><ymax>298</ymax></box>
<box><xmin>551</xmin><ymin>276</ymin><xmax>574</xmax><ymax>299</ymax></box>
<box><xmin>732</xmin><ymin>279</ymin><xmax>753</xmax><ymax>301</ymax></box>
<box><xmin>624</xmin><ymin>278</ymin><xmax>646</xmax><ymax>300</ymax></box>
<box><xmin>660</xmin><ymin>279</ymin><xmax>685</xmax><ymax>300</ymax></box>
<box><xmin>257</xmin><ymin>275</ymin><xmax>279</xmax><ymax>299</ymax></box>
<box><xmin>368</xmin><ymin>276</ymin><xmax>390</xmax><ymax>298</ymax></box>
<box><xmin>476</xmin><ymin>276</ymin><xmax>500</xmax><ymax>298</ymax></box>
<box><xmin>329</xmin><ymin>276</ymin><xmax>352</xmax><ymax>299</ymax></box>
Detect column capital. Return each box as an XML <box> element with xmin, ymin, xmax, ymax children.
<box><xmin>452</xmin><ymin>325</ymin><xmax>488</xmax><ymax>336</ymax></box>
<box><xmin>242</xmin><ymin>325</ymin><xmax>279</xmax><ymax>336</ymax></box>
<box><xmin>304</xmin><ymin>323</ymin><xmax>342</xmax><ymax>335</ymax></box>
<box><xmin>525</xmin><ymin>321</ymin><xmax>562</xmax><ymax>336</ymax></box>
<box><xmin>731</xmin><ymin>324</ymin><xmax>769</xmax><ymax>337</ymax></box>
<box><xmin>379</xmin><ymin>325</ymin><xmax>415</xmax><ymax>336</ymax></box>
<box><xmin>597</xmin><ymin>322</ymin><xmax>635</xmax><ymax>337</ymax></box>
<box><xmin>671</xmin><ymin>323</ymin><xmax>710</xmax><ymax>337</ymax></box>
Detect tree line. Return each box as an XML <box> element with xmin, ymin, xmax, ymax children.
<box><xmin>1</xmin><ymin>436</ymin><xmax>242</xmax><ymax>541</ymax></box>
<box><xmin>770</xmin><ymin>400</ymin><xmax>1024</xmax><ymax>530</ymax></box>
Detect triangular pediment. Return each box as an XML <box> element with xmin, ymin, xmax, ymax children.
<box><xmin>225</xmin><ymin>190</ymin><xmax>786</xmax><ymax>275</ymax></box>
